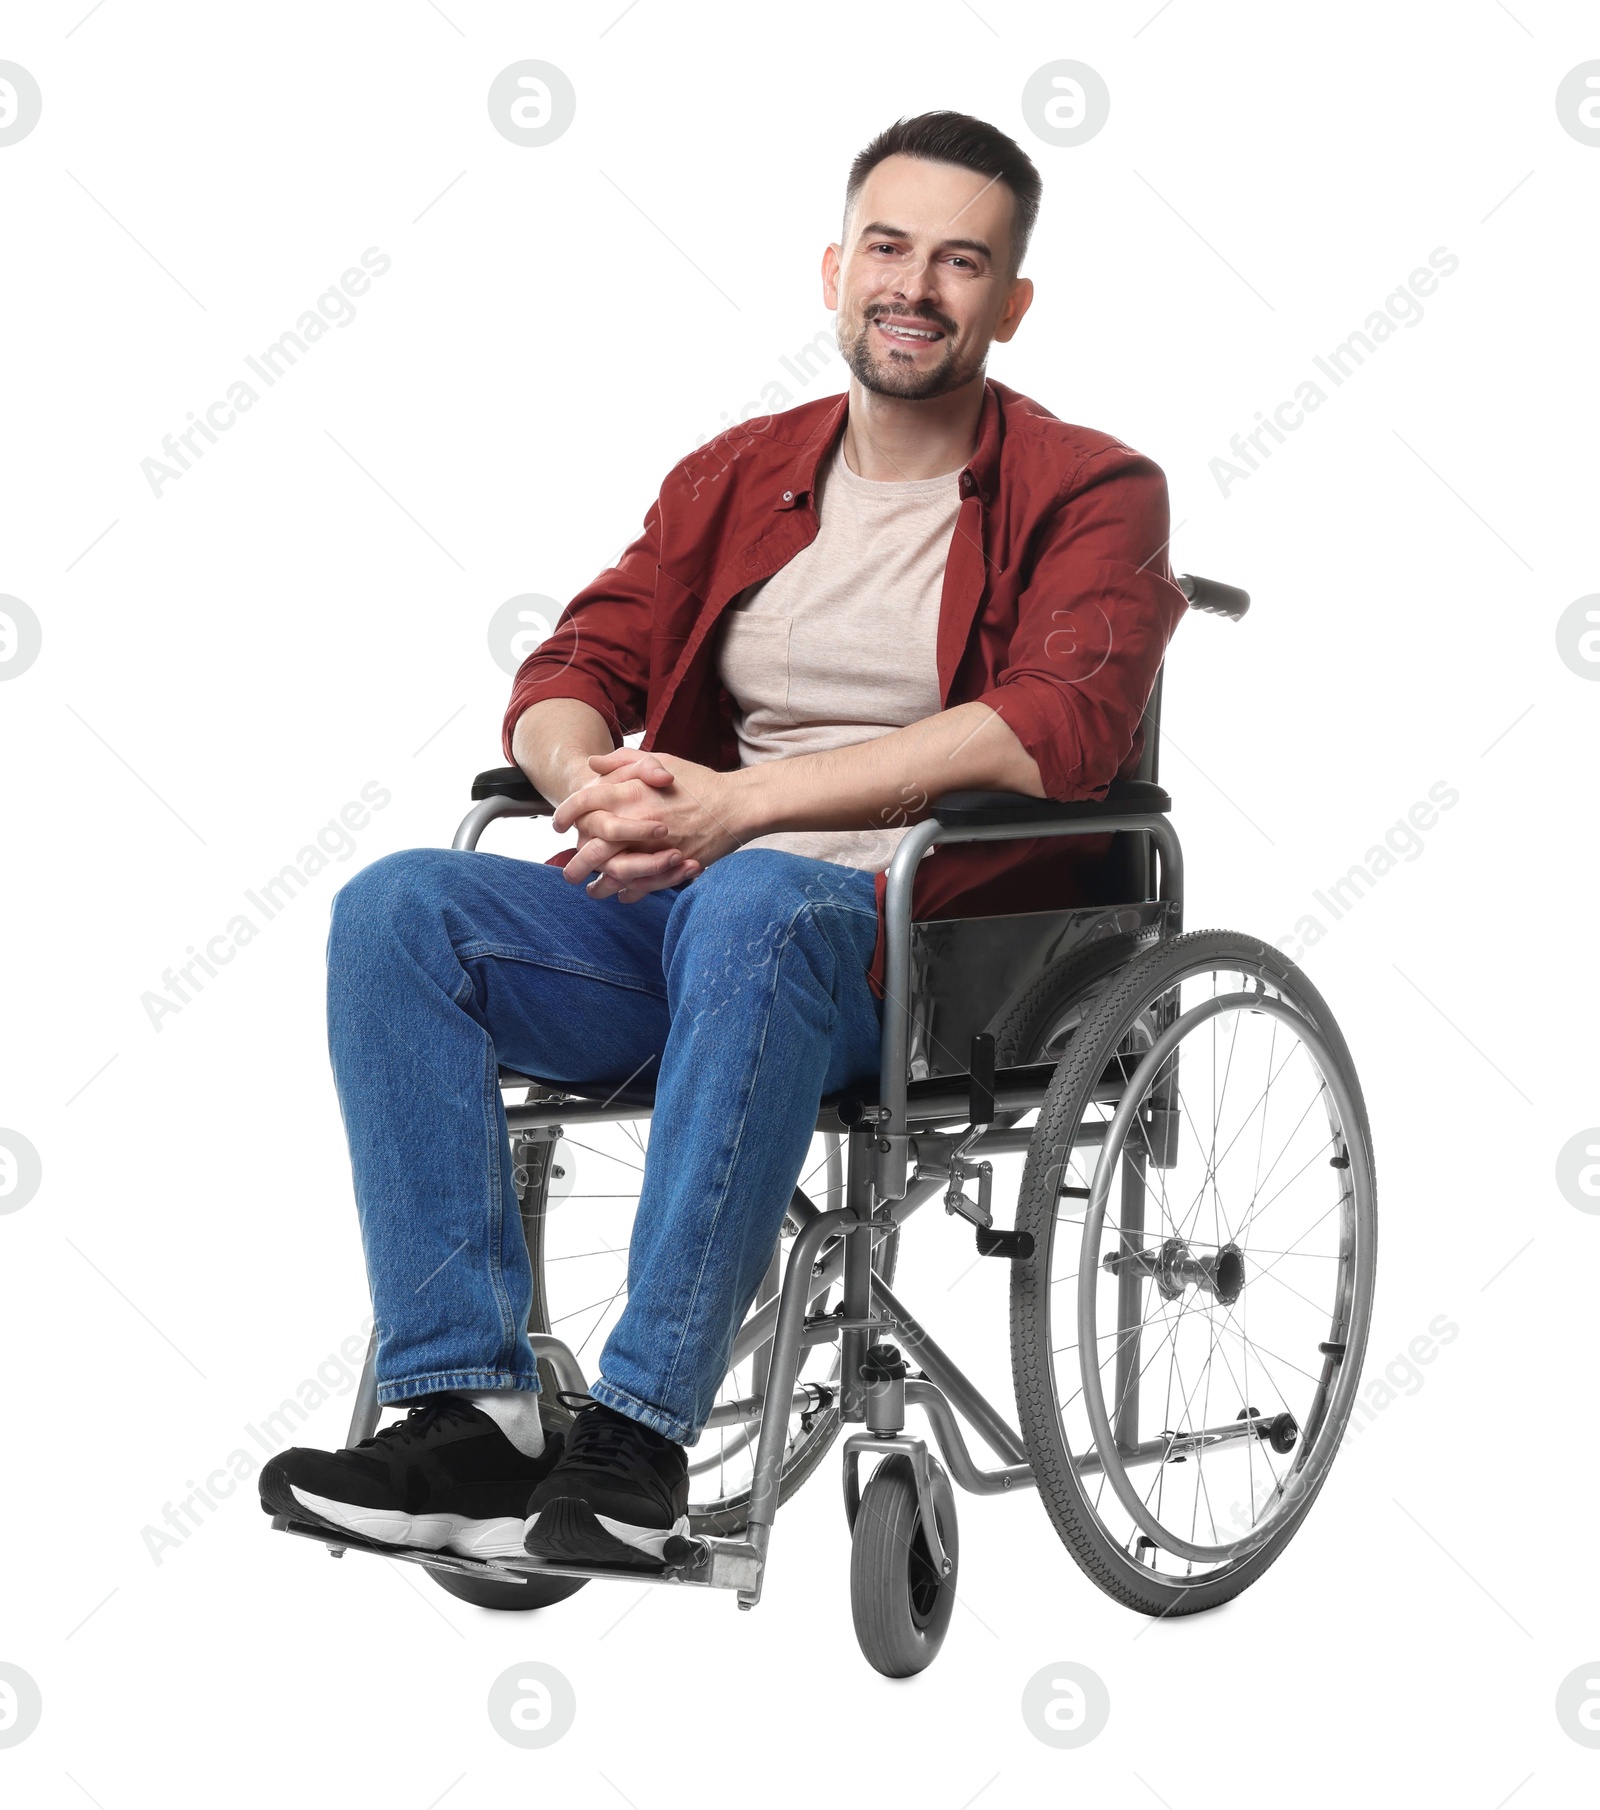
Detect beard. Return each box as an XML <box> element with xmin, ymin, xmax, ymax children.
<box><xmin>838</xmin><ymin>305</ymin><xmax>982</xmax><ymax>401</ymax></box>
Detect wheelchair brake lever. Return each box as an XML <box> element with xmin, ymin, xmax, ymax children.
<box><xmin>938</xmin><ymin>1034</ymin><xmax>998</xmax><ymax>1227</ymax></box>
<box><xmin>941</xmin><ymin>1157</ymin><xmax>993</xmax><ymax>1231</ymax></box>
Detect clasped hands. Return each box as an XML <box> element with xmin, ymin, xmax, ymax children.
<box><xmin>553</xmin><ymin>748</ymin><xmax>747</xmax><ymax>903</ymax></box>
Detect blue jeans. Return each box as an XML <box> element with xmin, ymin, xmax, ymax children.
<box><xmin>325</xmin><ymin>844</ymin><xmax>884</xmax><ymax>1443</ymax></box>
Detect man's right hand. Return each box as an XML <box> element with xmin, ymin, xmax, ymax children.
<box><xmin>562</xmin><ymin>836</ymin><xmax>702</xmax><ymax>904</ymax></box>
<box><xmin>556</xmin><ymin>751</ymin><xmax>702</xmax><ymax>903</ymax></box>
<box><xmin>511</xmin><ymin>700</ymin><xmax>705</xmax><ymax>904</ymax></box>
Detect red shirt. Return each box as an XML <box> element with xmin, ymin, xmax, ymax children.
<box><xmin>502</xmin><ymin>377</ymin><xmax>1189</xmax><ymax>996</ymax></box>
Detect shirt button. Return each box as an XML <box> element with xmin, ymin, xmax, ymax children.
<box><xmin>782</xmin><ymin>490</ymin><xmax>793</xmax><ymax>502</ymax></box>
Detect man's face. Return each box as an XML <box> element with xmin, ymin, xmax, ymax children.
<box><xmin>824</xmin><ymin>153</ymin><xmax>1033</xmax><ymax>402</ymax></box>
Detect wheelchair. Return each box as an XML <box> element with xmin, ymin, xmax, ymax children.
<box><xmin>272</xmin><ymin>573</ymin><xmax>1378</xmax><ymax>1677</ymax></box>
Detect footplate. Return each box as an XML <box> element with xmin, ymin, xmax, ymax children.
<box><xmin>270</xmin><ymin>1513</ymin><xmax>763</xmax><ymax>1594</ymax></box>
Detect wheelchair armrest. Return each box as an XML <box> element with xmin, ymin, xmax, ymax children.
<box><xmin>471</xmin><ymin>766</ymin><xmax>554</xmax><ymax>813</ymax></box>
<box><xmin>930</xmin><ymin>780</ymin><xmax>1172</xmax><ymax>828</ymax></box>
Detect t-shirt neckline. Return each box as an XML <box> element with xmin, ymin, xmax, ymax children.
<box><xmin>827</xmin><ymin>437</ymin><xmax>964</xmax><ymax>497</ymax></box>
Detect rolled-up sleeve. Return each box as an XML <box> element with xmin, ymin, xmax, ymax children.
<box><xmin>500</xmin><ymin>495</ymin><xmax>662</xmax><ymax>761</ymax></box>
<box><xmin>973</xmin><ymin>447</ymin><xmax>1188</xmax><ymax>801</ymax></box>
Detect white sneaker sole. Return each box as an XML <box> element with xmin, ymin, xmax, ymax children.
<box><xmin>290</xmin><ymin>1488</ymin><xmax>530</xmax><ymax>1561</ymax></box>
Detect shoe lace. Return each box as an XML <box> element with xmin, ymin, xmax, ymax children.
<box><xmin>554</xmin><ymin>1390</ymin><xmax>663</xmax><ymax>1477</ymax></box>
<box><xmin>357</xmin><ymin>1395</ymin><xmax>476</xmax><ymax>1451</ymax></box>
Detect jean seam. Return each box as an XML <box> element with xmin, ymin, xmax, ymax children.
<box><xmin>455</xmin><ymin>941</ymin><xmax>670</xmax><ymax>1001</ymax></box>
<box><xmin>377</xmin><ymin>1367</ymin><xmax>542</xmax><ymax>1404</ymax></box>
<box><xmin>481</xmin><ymin>1032</ymin><xmax>522</xmax><ymax>1365</ymax></box>
<box><xmin>653</xmin><ymin>891</ymin><xmax>818</xmax><ymax>1421</ymax></box>
<box><xmin>589</xmin><ymin>1378</ymin><xmax>692</xmax><ymax>1444</ymax></box>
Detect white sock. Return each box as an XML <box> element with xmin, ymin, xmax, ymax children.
<box><xmin>463</xmin><ymin>1389</ymin><xmax>546</xmax><ymax>1458</ymax></box>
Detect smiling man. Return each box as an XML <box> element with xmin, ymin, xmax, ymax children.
<box><xmin>260</xmin><ymin>111</ymin><xmax>1188</xmax><ymax>1573</ymax></box>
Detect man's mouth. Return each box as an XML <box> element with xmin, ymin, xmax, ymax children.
<box><xmin>871</xmin><ymin>315</ymin><xmax>946</xmax><ymax>348</ymax></box>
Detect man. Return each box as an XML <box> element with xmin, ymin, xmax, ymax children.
<box><xmin>260</xmin><ymin>110</ymin><xmax>1187</xmax><ymax>1572</ymax></box>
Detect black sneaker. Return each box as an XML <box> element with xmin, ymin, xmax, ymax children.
<box><xmin>522</xmin><ymin>1394</ymin><xmax>690</xmax><ymax>1569</ymax></box>
<box><xmin>260</xmin><ymin>1394</ymin><xmax>564</xmax><ymax>1561</ymax></box>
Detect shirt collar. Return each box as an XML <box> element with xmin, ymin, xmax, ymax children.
<box><xmin>775</xmin><ymin>376</ymin><xmax>1002</xmax><ymax>510</ymax></box>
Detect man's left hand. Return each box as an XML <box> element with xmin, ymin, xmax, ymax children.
<box><xmin>554</xmin><ymin>749</ymin><xmax>747</xmax><ymax>899</ymax></box>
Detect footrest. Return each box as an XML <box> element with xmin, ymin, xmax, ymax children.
<box><xmin>269</xmin><ymin>1511</ymin><xmax>760</xmax><ymax>1592</ymax></box>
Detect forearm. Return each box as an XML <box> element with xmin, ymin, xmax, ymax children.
<box><xmin>723</xmin><ymin>701</ymin><xmax>1046</xmax><ymax>840</ymax></box>
<box><xmin>511</xmin><ymin>698</ymin><xmax>617</xmax><ymax>806</ymax></box>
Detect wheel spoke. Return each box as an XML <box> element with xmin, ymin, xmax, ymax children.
<box><xmin>531</xmin><ymin>1124</ymin><xmax>858</xmax><ymax>1516</ymax></box>
<box><xmin>1030</xmin><ymin>953</ymin><xmax>1372</xmax><ymax>1580</ymax></box>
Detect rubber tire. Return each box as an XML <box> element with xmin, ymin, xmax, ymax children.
<box><xmin>1009</xmin><ymin>927</ymin><xmax>1378</xmax><ymax>1618</ymax></box>
<box><xmin>430</xmin><ymin>1566</ymin><xmax>588</xmax><ymax>1612</ymax></box>
<box><xmin>991</xmin><ymin>928</ymin><xmax>1162</xmax><ymax>1069</ymax></box>
<box><xmin>848</xmin><ymin>1453</ymin><xmax>960</xmax><ymax>1678</ymax></box>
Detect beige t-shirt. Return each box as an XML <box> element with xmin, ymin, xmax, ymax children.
<box><xmin>717</xmin><ymin>438</ymin><xmax>962</xmax><ymax>872</ymax></box>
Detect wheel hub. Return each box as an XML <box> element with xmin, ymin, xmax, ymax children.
<box><xmin>1104</xmin><ymin>1235</ymin><xmax>1245</xmax><ymax>1306</ymax></box>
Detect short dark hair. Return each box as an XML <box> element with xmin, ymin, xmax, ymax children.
<box><xmin>843</xmin><ymin>110</ymin><xmax>1042</xmax><ymax>277</ymax></box>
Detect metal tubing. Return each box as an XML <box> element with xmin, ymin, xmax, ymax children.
<box><xmin>903</xmin><ymin>1381</ymin><xmax>1034</xmax><ymax>1496</ymax></box>
<box><xmin>879</xmin><ymin>812</ymin><xmax>1184</xmax><ymax>1141</ymax></box>
<box><xmin>749</xmin><ymin>1242</ymin><xmax>781</xmax><ymax>1410</ymax></box>
<box><xmin>878</xmin><ymin>819</ymin><xmax>946</xmax><ymax>1141</ymax></box>
<box><xmin>506</xmin><ymin>1096</ymin><xmax>653</xmax><ymax>1131</ymax></box>
<box><xmin>869</xmin><ymin>1273</ymin><xmax>1029</xmax><ymax>1467</ymax></box>
<box><xmin>344</xmin><ymin>1326</ymin><xmax>381</xmax><ymax>1447</ymax></box>
<box><xmin>526</xmin><ymin>1333</ymin><xmax>588</xmax><ymax>1401</ymax></box>
<box><xmin>1073</xmin><ymin>1414</ymin><xmax>1276</xmax><ymax>1477</ymax></box>
<box><xmin>500</xmin><ymin>1083</ymin><xmax>1112</xmax><ymax>1138</ymax></box>
<box><xmin>1112</xmin><ymin>1147</ymin><xmax>1147</xmax><ymax>1450</ymax></box>
<box><xmin>723</xmin><ymin>1182</ymin><xmax>926</xmax><ymax>1370</ymax></box>
<box><xmin>885</xmin><ymin>1076</ymin><xmax>1053</xmax><ymax>1129</ymax></box>
<box><xmin>743</xmin><ymin>1208</ymin><xmax>860</xmax><ymax>1540</ymax></box>
<box><xmin>839</xmin><ymin>1131</ymin><xmax>876</xmax><ymax>1424</ymax></box>
<box><xmin>451</xmin><ymin>795</ymin><xmax>550</xmax><ymax>852</ymax></box>
<box><xmin>702</xmin><ymin>1384</ymin><xmax>819</xmax><ymax>1431</ymax></box>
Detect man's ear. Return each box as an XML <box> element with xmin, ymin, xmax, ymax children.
<box><xmin>821</xmin><ymin>242</ymin><xmax>842</xmax><ymax>311</ymax></box>
<box><xmin>991</xmin><ymin>275</ymin><xmax>1034</xmax><ymax>346</ymax></box>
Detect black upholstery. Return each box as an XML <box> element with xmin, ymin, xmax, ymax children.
<box><xmin>931</xmin><ymin>779</ymin><xmax>1171</xmax><ymax>828</ymax></box>
<box><xmin>471</xmin><ymin>766</ymin><xmax>553</xmax><ymax>811</ymax></box>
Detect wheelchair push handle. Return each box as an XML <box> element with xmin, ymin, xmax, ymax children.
<box><xmin>1177</xmin><ymin>573</ymin><xmax>1251</xmax><ymax>621</ymax></box>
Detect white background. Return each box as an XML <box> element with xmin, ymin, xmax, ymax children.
<box><xmin>2</xmin><ymin>2</ymin><xmax>1597</xmax><ymax>1804</ymax></box>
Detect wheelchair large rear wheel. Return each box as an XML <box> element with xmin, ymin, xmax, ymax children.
<box><xmin>516</xmin><ymin>1118</ymin><xmax>897</xmax><ymax>1538</ymax></box>
<box><xmin>1009</xmin><ymin>929</ymin><xmax>1377</xmax><ymax>1617</ymax></box>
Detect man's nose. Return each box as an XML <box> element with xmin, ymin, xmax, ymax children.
<box><xmin>885</xmin><ymin>252</ymin><xmax>940</xmax><ymax>308</ymax></box>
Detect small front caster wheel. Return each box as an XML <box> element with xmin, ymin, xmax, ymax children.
<box><xmin>849</xmin><ymin>1453</ymin><xmax>959</xmax><ymax>1677</ymax></box>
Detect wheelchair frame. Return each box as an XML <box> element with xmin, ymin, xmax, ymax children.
<box><xmin>277</xmin><ymin>573</ymin><xmax>1269</xmax><ymax>1622</ymax></box>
